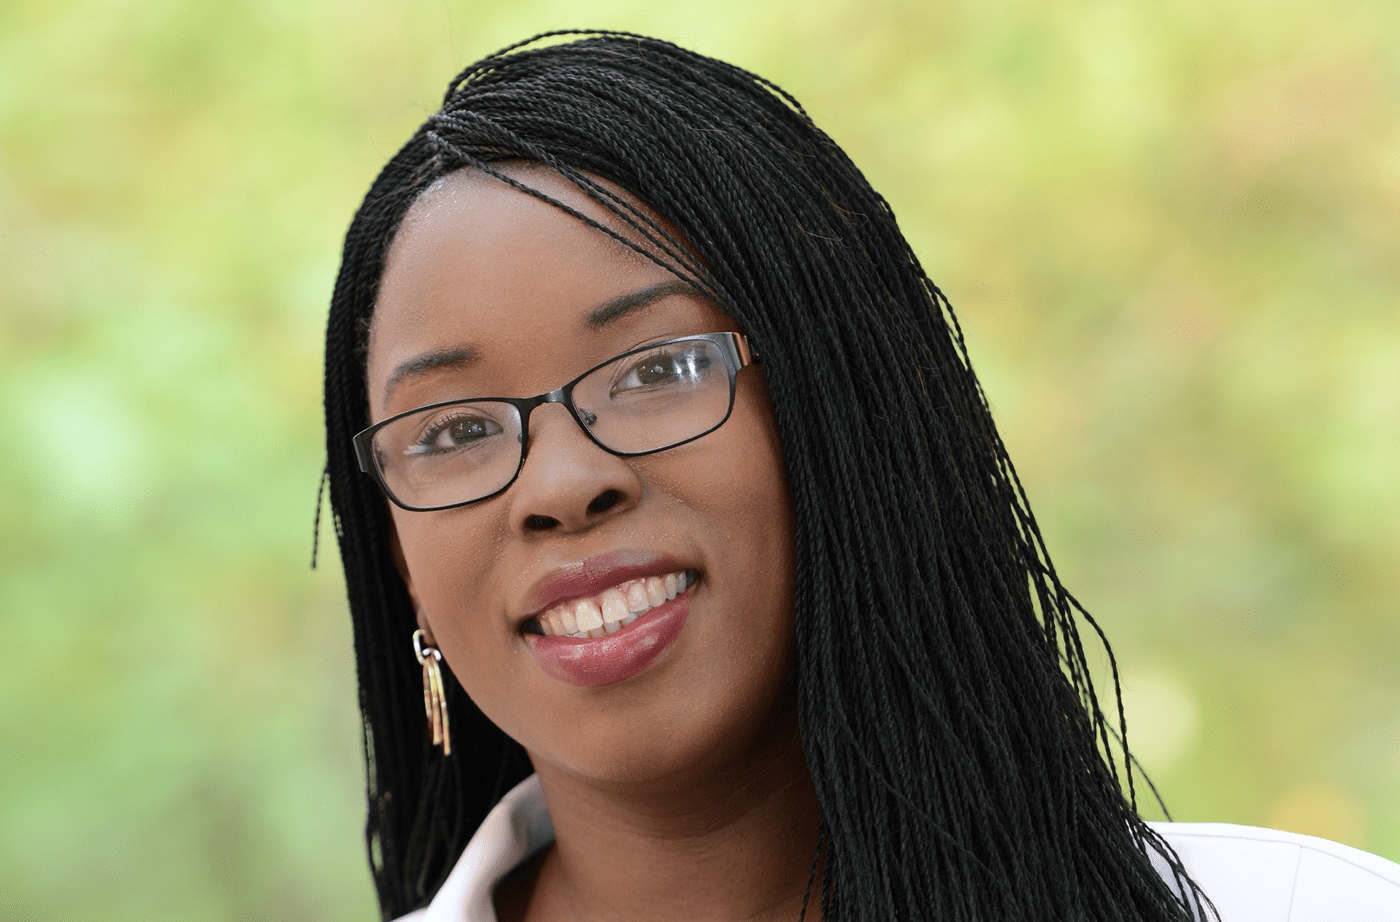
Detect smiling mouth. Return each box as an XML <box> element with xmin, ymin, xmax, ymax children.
<box><xmin>525</xmin><ymin>570</ymin><xmax>698</xmax><ymax>639</ymax></box>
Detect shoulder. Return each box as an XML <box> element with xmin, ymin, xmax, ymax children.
<box><xmin>1149</xmin><ymin>821</ymin><xmax>1400</xmax><ymax>921</ymax></box>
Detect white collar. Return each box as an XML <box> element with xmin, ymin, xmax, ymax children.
<box><xmin>412</xmin><ymin>774</ymin><xmax>554</xmax><ymax>922</ymax></box>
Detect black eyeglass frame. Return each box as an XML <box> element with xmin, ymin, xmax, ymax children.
<box><xmin>353</xmin><ymin>332</ymin><xmax>759</xmax><ymax>512</ymax></box>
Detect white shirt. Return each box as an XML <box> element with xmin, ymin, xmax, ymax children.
<box><xmin>395</xmin><ymin>774</ymin><xmax>1400</xmax><ymax>921</ymax></box>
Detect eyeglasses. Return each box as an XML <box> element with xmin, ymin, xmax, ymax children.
<box><xmin>354</xmin><ymin>332</ymin><xmax>759</xmax><ymax>511</ymax></box>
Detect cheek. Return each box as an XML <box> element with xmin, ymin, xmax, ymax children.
<box><xmin>719</xmin><ymin>385</ymin><xmax>795</xmax><ymax>567</ymax></box>
<box><xmin>391</xmin><ymin>506</ymin><xmax>513</xmax><ymax>660</ymax></box>
<box><xmin>392</xmin><ymin>507</ymin><xmax>581</xmax><ymax>752</ymax></box>
<box><xmin>659</xmin><ymin>390</ymin><xmax>796</xmax><ymax>641</ymax></box>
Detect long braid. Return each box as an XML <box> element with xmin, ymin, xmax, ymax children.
<box><xmin>323</xmin><ymin>31</ymin><xmax>1215</xmax><ymax>921</ymax></box>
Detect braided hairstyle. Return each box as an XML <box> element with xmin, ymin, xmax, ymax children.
<box><xmin>322</xmin><ymin>30</ymin><xmax>1214</xmax><ymax>922</ymax></box>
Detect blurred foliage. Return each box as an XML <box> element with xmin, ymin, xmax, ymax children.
<box><xmin>1</xmin><ymin>0</ymin><xmax>1396</xmax><ymax>918</ymax></box>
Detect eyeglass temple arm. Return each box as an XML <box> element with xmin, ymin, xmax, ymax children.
<box><xmin>353</xmin><ymin>432</ymin><xmax>375</xmax><ymax>474</ymax></box>
<box><xmin>735</xmin><ymin>334</ymin><xmax>760</xmax><ymax>366</ymax></box>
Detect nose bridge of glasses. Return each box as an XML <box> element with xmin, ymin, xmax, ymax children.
<box><xmin>520</xmin><ymin>383</ymin><xmax>597</xmax><ymax>451</ymax></box>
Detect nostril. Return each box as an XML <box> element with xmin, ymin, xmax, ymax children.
<box><xmin>523</xmin><ymin>514</ymin><xmax>559</xmax><ymax>532</ymax></box>
<box><xmin>587</xmin><ymin>489</ymin><xmax>623</xmax><ymax>516</ymax></box>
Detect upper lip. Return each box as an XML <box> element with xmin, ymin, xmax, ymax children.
<box><xmin>517</xmin><ymin>550</ymin><xmax>693</xmax><ymax>627</ymax></box>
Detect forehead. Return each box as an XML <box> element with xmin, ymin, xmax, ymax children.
<box><xmin>366</xmin><ymin>166</ymin><xmax>699</xmax><ymax>408</ymax></box>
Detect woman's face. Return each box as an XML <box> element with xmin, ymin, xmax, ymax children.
<box><xmin>365</xmin><ymin>166</ymin><xmax>798</xmax><ymax>786</ymax></box>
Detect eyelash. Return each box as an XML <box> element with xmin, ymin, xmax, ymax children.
<box><xmin>409</xmin><ymin>409</ymin><xmax>503</xmax><ymax>454</ymax></box>
<box><xmin>610</xmin><ymin>345</ymin><xmax>710</xmax><ymax>393</ymax></box>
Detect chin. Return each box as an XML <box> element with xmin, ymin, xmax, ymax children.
<box><xmin>517</xmin><ymin>657</ymin><xmax>802</xmax><ymax>794</ymax></box>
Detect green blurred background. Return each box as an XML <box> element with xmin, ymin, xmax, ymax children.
<box><xmin>2</xmin><ymin>1</ymin><xmax>1396</xmax><ymax>918</ymax></box>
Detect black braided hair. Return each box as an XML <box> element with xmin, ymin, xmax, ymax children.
<box><xmin>323</xmin><ymin>30</ymin><xmax>1216</xmax><ymax>922</ymax></box>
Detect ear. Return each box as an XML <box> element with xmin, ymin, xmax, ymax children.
<box><xmin>387</xmin><ymin>521</ymin><xmax>435</xmax><ymax>640</ymax></box>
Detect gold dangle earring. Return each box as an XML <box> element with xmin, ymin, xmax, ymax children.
<box><xmin>413</xmin><ymin>629</ymin><xmax>452</xmax><ymax>756</ymax></box>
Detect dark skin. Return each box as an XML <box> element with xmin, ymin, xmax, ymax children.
<box><xmin>366</xmin><ymin>164</ymin><xmax>822</xmax><ymax>922</ymax></box>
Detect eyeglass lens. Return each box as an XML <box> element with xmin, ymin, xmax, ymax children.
<box><xmin>371</xmin><ymin>337</ymin><xmax>733</xmax><ymax>509</ymax></box>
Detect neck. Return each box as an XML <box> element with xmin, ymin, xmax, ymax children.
<box><xmin>500</xmin><ymin>713</ymin><xmax>824</xmax><ymax>922</ymax></box>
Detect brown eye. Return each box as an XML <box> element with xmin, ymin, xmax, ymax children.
<box><xmin>634</xmin><ymin>359</ymin><xmax>674</xmax><ymax>385</ymax></box>
<box><xmin>410</xmin><ymin>412</ymin><xmax>505</xmax><ymax>455</ymax></box>
<box><xmin>611</xmin><ymin>347</ymin><xmax>713</xmax><ymax>396</ymax></box>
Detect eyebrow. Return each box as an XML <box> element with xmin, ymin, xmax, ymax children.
<box><xmin>381</xmin><ymin>280</ymin><xmax>698</xmax><ymax>405</ymax></box>
<box><xmin>382</xmin><ymin>346</ymin><xmax>479</xmax><ymax>405</ymax></box>
<box><xmin>583</xmin><ymin>280</ymin><xmax>695</xmax><ymax>329</ymax></box>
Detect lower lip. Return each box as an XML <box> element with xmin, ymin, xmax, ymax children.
<box><xmin>525</xmin><ymin>590</ymin><xmax>693</xmax><ymax>688</ymax></box>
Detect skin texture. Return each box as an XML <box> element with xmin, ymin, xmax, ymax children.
<box><xmin>366</xmin><ymin>165</ymin><xmax>821</xmax><ymax>922</ymax></box>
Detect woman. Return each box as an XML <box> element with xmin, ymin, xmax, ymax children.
<box><xmin>322</xmin><ymin>31</ymin><xmax>1400</xmax><ymax>922</ymax></box>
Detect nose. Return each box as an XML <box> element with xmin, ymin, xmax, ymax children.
<box><xmin>506</xmin><ymin>403</ymin><xmax>643</xmax><ymax>535</ymax></box>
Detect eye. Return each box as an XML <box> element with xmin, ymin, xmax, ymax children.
<box><xmin>408</xmin><ymin>410</ymin><xmax>505</xmax><ymax>455</ymax></box>
<box><xmin>610</xmin><ymin>345</ymin><xmax>713</xmax><ymax>396</ymax></box>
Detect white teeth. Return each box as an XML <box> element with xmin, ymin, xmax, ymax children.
<box><xmin>532</xmin><ymin>570</ymin><xmax>697</xmax><ymax>637</ymax></box>
<box><xmin>601</xmin><ymin>588</ymin><xmax>628</xmax><ymax>625</ymax></box>
<box><xmin>645</xmin><ymin>577</ymin><xmax>666</xmax><ymax>607</ymax></box>
<box><xmin>576</xmin><ymin>599</ymin><xmax>604</xmax><ymax>633</ymax></box>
